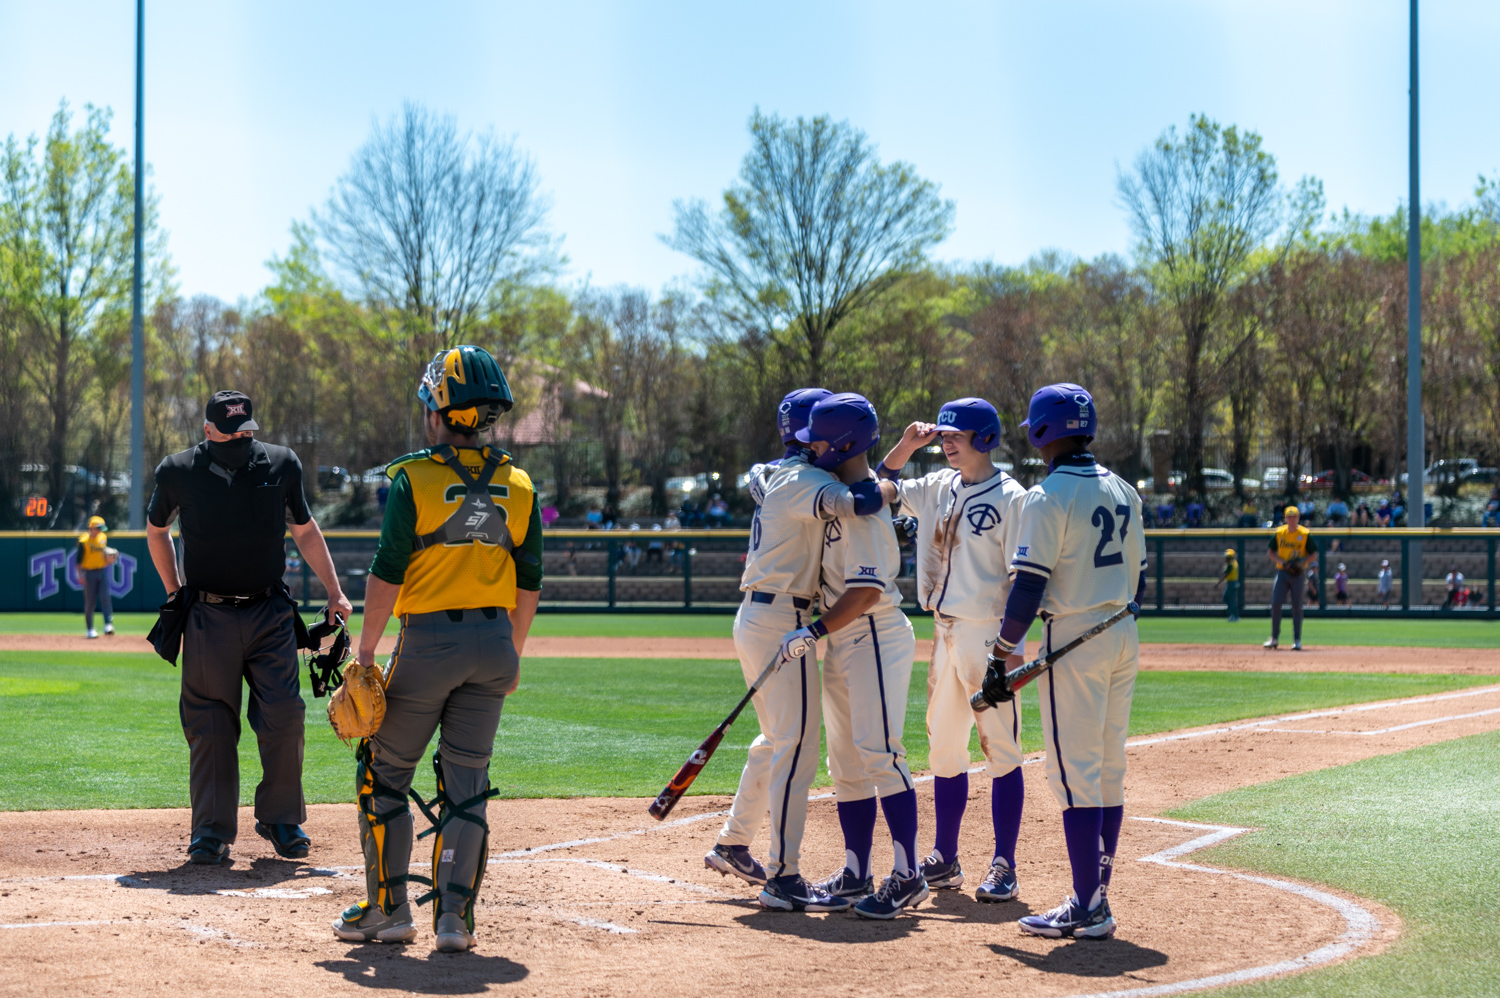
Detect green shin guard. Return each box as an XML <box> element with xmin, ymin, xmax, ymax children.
<box><xmin>356</xmin><ymin>740</ymin><xmax>425</xmax><ymax>915</ymax></box>
<box><xmin>410</xmin><ymin>751</ymin><xmax>498</xmax><ymax>933</ymax></box>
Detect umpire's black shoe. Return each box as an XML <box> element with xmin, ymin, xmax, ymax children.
<box><xmin>187</xmin><ymin>837</ymin><xmax>231</xmax><ymax>865</ymax></box>
<box><xmin>255</xmin><ymin>822</ymin><xmax>311</xmax><ymax>859</ymax></box>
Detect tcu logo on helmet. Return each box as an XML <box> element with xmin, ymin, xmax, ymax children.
<box><xmin>937</xmin><ymin>410</ymin><xmax>957</xmax><ymax>425</ymax></box>
<box><xmin>225</xmin><ymin>402</ymin><xmax>247</xmax><ymax>417</ymax></box>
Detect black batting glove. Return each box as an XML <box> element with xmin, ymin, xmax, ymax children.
<box><xmin>893</xmin><ymin>515</ymin><xmax>919</xmax><ymax>546</ymax></box>
<box><xmin>980</xmin><ymin>656</ymin><xmax>1016</xmax><ymax>706</ymax></box>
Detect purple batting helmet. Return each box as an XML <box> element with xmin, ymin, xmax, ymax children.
<box><xmin>1020</xmin><ymin>383</ymin><xmax>1095</xmax><ymax>448</ymax></box>
<box><xmin>935</xmin><ymin>397</ymin><xmax>1001</xmax><ymax>452</ymax></box>
<box><xmin>795</xmin><ymin>392</ymin><xmax>881</xmax><ymax>470</ymax></box>
<box><xmin>777</xmin><ymin>387</ymin><xmax>833</xmax><ymax>444</ymax></box>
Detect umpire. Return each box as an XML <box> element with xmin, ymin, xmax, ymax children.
<box><xmin>331</xmin><ymin>345</ymin><xmax>542</xmax><ymax>952</ymax></box>
<box><xmin>145</xmin><ymin>390</ymin><xmax>352</xmax><ymax>865</ymax></box>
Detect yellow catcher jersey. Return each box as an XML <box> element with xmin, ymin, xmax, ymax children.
<box><xmin>1010</xmin><ymin>457</ymin><xmax>1146</xmax><ymax>621</ymax></box>
<box><xmin>897</xmin><ymin>468</ymin><xmax>1027</xmax><ymax>620</ymax></box>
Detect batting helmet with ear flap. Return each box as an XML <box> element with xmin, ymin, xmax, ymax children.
<box><xmin>795</xmin><ymin>393</ymin><xmax>881</xmax><ymax>470</ymax></box>
<box><xmin>1020</xmin><ymin>383</ymin><xmax>1095</xmax><ymax>448</ymax></box>
<box><xmin>777</xmin><ymin>387</ymin><xmax>833</xmax><ymax>444</ymax></box>
<box><xmin>935</xmin><ymin>397</ymin><xmax>1002</xmax><ymax>451</ymax></box>
<box><xmin>418</xmin><ymin>345</ymin><xmax>514</xmax><ymax>431</ymax></box>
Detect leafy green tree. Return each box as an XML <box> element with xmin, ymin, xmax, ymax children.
<box><xmin>668</xmin><ymin>110</ymin><xmax>953</xmax><ymax>385</ymax></box>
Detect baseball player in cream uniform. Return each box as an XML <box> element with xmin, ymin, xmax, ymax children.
<box><xmin>705</xmin><ymin>388</ymin><xmax>896</xmax><ymax>914</ymax></box>
<box><xmin>876</xmin><ymin>397</ymin><xmax>1030</xmax><ymax>904</ymax></box>
<box><xmin>979</xmin><ymin>383</ymin><xmax>1146</xmax><ymax>940</ymax></box>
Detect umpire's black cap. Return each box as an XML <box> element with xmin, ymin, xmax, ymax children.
<box><xmin>205</xmin><ymin>390</ymin><xmax>260</xmax><ymax>433</ymax></box>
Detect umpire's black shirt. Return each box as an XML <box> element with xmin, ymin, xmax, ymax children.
<box><xmin>147</xmin><ymin>440</ymin><xmax>311</xmax><ymax>595</ymax></box>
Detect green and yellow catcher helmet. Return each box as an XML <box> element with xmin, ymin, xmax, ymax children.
<box><xmin>418</xmin><ymin>345</ymin><xmax>514</xmax><ymax>431</ymax></box>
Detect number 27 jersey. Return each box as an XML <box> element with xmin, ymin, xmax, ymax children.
<box><xmin>1009</xmin><ymin>458</ymin><xmax>1146</xmax><ymax>620</ymax></box>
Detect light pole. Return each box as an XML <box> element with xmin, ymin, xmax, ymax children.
<box><xmin>1406</xmin><ymin>0</ymin><xmax>1424</xmax><ymax>600</ymax></box>
<box><xmin>128</xmin><ymin>0</ymin><xmax>145</xmax><ymax>529</ymax></box>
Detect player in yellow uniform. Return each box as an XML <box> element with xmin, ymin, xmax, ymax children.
<box><xmin>1218</xmin><ymin>548</ymin><xmax>1240</xmax><ymax>623</ymax></box>
<box><xmin>1265</xmin><ymin>506</ymin><xmax>1316</xmax><ymax>650</ymax></box>
<box><xmin>332</xmin><ymin>346</ymin><xmax>542</xmax><ymax>952</ymax></box>
<box><xmin>76</xmin><ymin>515</ymin><xmax>115</xmax><ymax>638</ymax></box>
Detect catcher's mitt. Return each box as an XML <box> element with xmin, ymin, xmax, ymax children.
<box><xmin>328</xmin><ymin>657</ymin><xmax>386</xmax><ymax>746</ymax></box>
<box><xmin>1282</xmin><ymin>556</ymin><xmax>1306</xmax><ymax>577</ymax></box>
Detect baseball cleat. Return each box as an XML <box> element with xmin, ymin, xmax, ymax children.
<box><xmin>187</xmin><ymin>836</ymin><xmax>230</xmax><ymax>865</ymax></box>
<box><xmin>255</xmin><ymin>821</ymin><xmax>311</xmax><ymax>859</ymax></box>
<box><xmin>757</xmin><ymin>875</ymin><xmax>852</xmax><ymax>912</ymax></box>
<box><xmin>852</xmin><ymin>872</ymin><xmax>929</xmax><ymax>920</ymax></box>
<box><xmin>920</xmin><ymin>851</ymin><xmax>964</xmax><ymax>890</ymax></box>
<box><xmin>434</xmin><ymin>911</ymin><xmax>476</xmax><ymax>953</ymax></box>
<box><xmin>1292</xmin><ymin>641</ymin><xmax>1303</xmax><ymax>651</ymax></box>
<box><xmin>331</xmin><ymin>900</ymin><xmax>417</xmax><ymax>944</ymax></box>
<box><xmin>86</xmin><ymin>628</ymin><xmax>98</xmax><ymax>639</ymax></box>
<box><xmin>1018</xmin><ymin>895</ymin><xmax>1115</xmax><ymax>939</ymax></box>
<box><xmin>1262</xmin><ymin>638</ymin><xmax>1278</xmax><ymax>649</ymax></box>
<box><xmin>705</xmin><ymin>844</ymin><xmax>767</xmax><ymax>885</ymax></box>
<box><xmin>813</xmin><ymin>867</ymin><xmax>875</xmax><ymax>900</ymax></box>
<box><xmin>103</xmin><ymin>623</ymin><xmax>114</xmax><ymax>635</ymax></box>
<box><xmin>975</xmin><ymin>856</ymin><xmax>1019</xmax><ymax>902</ymax></box>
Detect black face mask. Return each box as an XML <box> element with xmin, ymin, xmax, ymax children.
<box><xmin>207</xmin><ymin>436</ymin><xmax>254</xmax><ymax>470</ymax></box>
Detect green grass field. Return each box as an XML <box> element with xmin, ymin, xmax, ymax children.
<box><xmin>0</xmin><ymin>648</ymin><xmax>1490</xmax><ymax>810</ymax></box>
<box><xmin>2</xmin><ymin>611</ymin><xmax>1497</xmax><ymax>647</ymax></box>
<box><xmin>1172</xmin><ymin>730</ymin><xmax>1500</xmax><ymax>998</ymax></box>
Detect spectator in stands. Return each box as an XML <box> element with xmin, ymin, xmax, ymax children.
<box><xmin>647</xmin><ymin>526</ymin><xmax>665</xmax><ymax>570</ymax></box>
<box><xmin>622</xmin><ymin>538</ymin><xmax>641</xmax><ymax>574</ymax></box>
<box><xmin>663</xmin><ymin>511</ymin><xmax>681</xmax><ymax>530</ymax></box>
<box><xmin>667</xmin><ymin>540</ymin><xmax>684</xmax><ymax>574</ymax></box>
<box><xmin>1236</xmin><ymin>504</ymin><xmax>1259</xmax><ymax>528</ymax></box>
<box><xmin>1155</xmin><ymin>500</ymin><xmax>1174</xmax><ymax>527</ymax></box>
<box><xmin>1442</xmin><ymin>564</ymin><xmax>1465</xmax><ymax>611</ymax></box>
<box><xmin>541</xmin><ymin>504</ymin><xmax>560</xmax><ymax>527</ymax></box>
<box><xmin>376</xmin><ymin>481</ymin><xmax>390</xmax><ymax>512</ymax></box>
<box><xmin>1218</xmin><ymin>548</ymin><xmax>1240</xmax><ymax>622</ymax></box>
<box><xmin>1326</xmin><ymin>497</ymin><xmax>1350</xmax><ymax>525</ymax></box>
<box><xmin>706</xmin><ymin>494</ymin><xmax>730</xmax><ymax>527</ymax></box>
<box><xmin>1185</xmin><ymin>501</ymin><xmax>1204</xmax><ymax>528</ymax></box>
<box><xmin>1354</xmin><ymin>500</ymin><xmax>1372</xmax><ymax>526</ymax></box>
<box><xmin>1298</xmin><ymin>497</ymin><xmax>1317</xmax><ymax>524</ymax></box>
<box><xmin>1483</xmin><ymin>488</ymin><xmax>1500</xmax><ymax>528</ymax></box>
<box><xmin>1334</xmin><ymin>563</ymin><xmax>1349</xmax><ymax>606</ymax></box>
<box><xmin>586</xmin><ymin>507</ymin><xmax>603</xmax><ymax>528</ymax></box>
<box><xmin>1377</xmin><ymin>559</ymin><xmax>1394</xmax><ymax>608</ymax></box>
<box><xmin>1376</xmin><ymin>499</ymin><xmax>1393</xmax><ymax>528</ymax></box>
<box><xmin>563</xmin><ymin>542</ymin><xmax>578</xmax><ymax>576</ymax></box>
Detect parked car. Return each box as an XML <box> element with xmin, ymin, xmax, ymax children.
<box><xmin>1140</xmin><ymin>469</ymin><xmax>1259</xmax><ymax>492</ymax></box>
<box><xmin>316</xmin><ymin>466</ymin><xmax>352</xmax><ymax>494</ymax></box>
<box><xmin>1301</xmin><ymin>469</ymin><xmax>1375</xmax><ymax>489</ymax></box>
<box><xmin>1402</xmin><ymin>458</ymin><xmax>1480</xmax><ymax>486</ymax></box>
<box><xmin>1262</xmin><ymin>467</ymin><xmax>1287</xmax><ymax>490</ymax></box>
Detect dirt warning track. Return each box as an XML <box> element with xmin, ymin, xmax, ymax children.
<box><xmin>6</xmin><ymin>684</ymin><xmax>1499</xmax><ymax>997</ymax></box>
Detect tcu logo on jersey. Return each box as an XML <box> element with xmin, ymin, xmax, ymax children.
<box><xmin>966</xmin><ymin>502</ymin><xmax>1001</xmax><ymax>536</ymax></box>
<box><xmin>823</xmin><ymin>519</ymin><xmax>843</xmax><ymax>548</ymax></box>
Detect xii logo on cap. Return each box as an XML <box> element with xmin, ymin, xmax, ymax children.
<box><xmin>225</xmin><ymin>403</ymin><xmax>246</xmax><ymax>417</ymax></box>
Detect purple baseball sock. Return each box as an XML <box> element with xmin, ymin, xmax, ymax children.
<box><xmin>991</xmin><ymin>767</ymin><xmax>1024</xmax><ymax>868</ymax></box>
<box><xmin>1100</xmin><ymin>804</ymin><xmax>1124</xmax><ymax>887</ymax></box>
<box><xmin>836</xmin><ymin>797</ymin><xmax>878</xmax><ymax>879</ymax></box>
<box><xmin>931</xmin><ymin>774</ymin><xmax>968</xmax><ymax>864</ymax></box>
<box><xmin>1061</xmin><ymin>806</ymin><xmax>1104</xmax><ymax>910</ymax></box>
<box><xmin>880</xmin><ymin>789</ymin><xmax>920</xmax><ymax>878</ymax></box>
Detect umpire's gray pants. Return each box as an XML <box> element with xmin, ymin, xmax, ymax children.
<box><xmin>180</xmin><ymin>598</ymin><xmax>305</xmax><ymax>843</ymax></box>
<box><xmin>1269</xmin><ymin>571</ymin><xmax>1305</xmax><ymax>643</ymax></box>
<box><xmin>366</xmin><ymin>609</ymin><xmax>519</xmax><ymax>914</ymax></box>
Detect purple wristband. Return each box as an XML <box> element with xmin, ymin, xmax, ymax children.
<box><xmin>808</xmin><ymin>618</ymin><xmax>830</xmax><ymax>640</ymax></box>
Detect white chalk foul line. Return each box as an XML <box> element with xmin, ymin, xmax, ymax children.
<box><xmin>0</xmin><ymin>919</ymin><xmax>117</xmax><ymax>930</ymax></box>
<box><xmin>1049</xmin><ymin>817</ymin><xmax>1380</xmax><ymax>998</ymax></box>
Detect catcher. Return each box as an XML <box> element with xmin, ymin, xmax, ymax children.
<box><xmin>331</xmin><ymin>345</ymin><xmax>543</xmax><ymax>952</ymax></box>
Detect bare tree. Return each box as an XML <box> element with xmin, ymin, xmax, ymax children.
<box><xmin>316</xmin><ymin>102</ymin><xmax>553</xmax><ymax>358</ymax></box>
<box><xmin>668</xmin><ymin>110</ymin><xmax>953</xmax><ymax>385</ymax></box>
<box><xmin>1118</xmin><ymin>114</ymin><xmax>1318</xmax><ymax>499</ymax></box>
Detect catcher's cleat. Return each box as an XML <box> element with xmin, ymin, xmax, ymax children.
<box><xmin>813</xmin><ymin>867</ymin><xmax>875</xmax><ymax>900</ymax></box>
<box><xmin>757</xmin><ymin>875</ymin><xmax>852</xmax><ymax>913</ymax></box>
<box><xmin>975</xmin><ymin>856</ymin><xmax>1019</xmax><ymax>902</ymax></box>
<box><xmin>705</xmin><ymin>844</ymin><xmax>767</xmax><ymax>886</ymax></box>
<box><xmin>435</xmin><ymin>911</ymin><xmax>477</xmax><ymax>953</ymax></box>
<box><xmin>1262</xmin><ymin>638</ymin><xmax>1278</xmax><ymax>649</ymax></box>
<box><xmin>255</xmin><ymin>821</ymin><xmax>310</xmax><ymax>859</ymax></box>
<box><xmin>187</xmin><ymin>837</ymin><xmax>230</xmax><ymax>865</ymax></box>
<box><xmin>920</xmin><ymin>851</ymin><xmax>964</xmax><ymax>889</ymax></box>
<box><xmin>332</xmin><ymin>900</ymin><xmax>417</xmax><ymax>944</ymax></box>
<box><xmin>1018</xmin><ymin>895</ymin><xmax>1115</xmax><ymax>939</ymax></box>
<box><xmin>853</xmin><ymin>872</ymin><xmax>929</xmax><ymax>920</ymax></box>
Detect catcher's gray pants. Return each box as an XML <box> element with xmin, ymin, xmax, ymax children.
<box><xmin>82</xmin><ymin>568</ymin><xmax>112</xmax><ymax>631</ymax></box>
<box><xmin>179</xmin><ymin>598</ymin><xmax>305</xmax><ymax>843</ymax></box>
<box><xmin>365</xmin><ymin>609</ymin><xmax>519</xmax><ymax>914</ymax></box>
<box><xmin>1269</xmin><ymin>571</ymin><xmax>1304</xmax><ymax>643</ymax></box>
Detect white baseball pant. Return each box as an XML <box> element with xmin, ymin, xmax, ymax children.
<box><xmin>822</xmin><ymin>607</ymin><xmax>917</xmax><ymax>803</ymax></box>
<box><xmin>926</xmin><ymin>613</ymin><xmax>1024</xmax><ymax>780</ymax></box>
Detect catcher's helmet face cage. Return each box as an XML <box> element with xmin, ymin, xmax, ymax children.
<box><xmin>1020</xmin><ymin>382</ymin><xmax>1095</xmax><ymax>448</ymax></box>
<box><xmin>795</xmin><ymin>392</ymin><xmax>881</xmax><ymax>470</ymax></box>
<box><xmin>305</xmin><ymin>611</ymin><xmax>350</xmax><ymax>698</ymax></box>
<box><xmin>935</xmin><ymin>397</ymin><xmax>1002</xmax><ymax>452</ymax></box>
<box><xmin>418</xmin><ymin>345</ymin><xmax>515</xmax><ymax>432</ymax></box>
<box><xmin>777</xmin><ymin>387</ymin><xmax>833</xmax><ymax>444</ymax></box>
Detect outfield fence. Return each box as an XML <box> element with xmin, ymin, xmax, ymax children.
<box><xmin>4</xmin><ymin>527</ymin><xmax>1496</xmax><ymax>619</ymax></box>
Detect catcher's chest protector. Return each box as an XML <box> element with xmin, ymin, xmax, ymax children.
<box><xmin>413</xmin><ymin>445</ymin><xmax>527</xmax><ymax>558</ymax></box>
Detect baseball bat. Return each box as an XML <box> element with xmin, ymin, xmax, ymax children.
<box><xmin>971</xmin><ymin>601</ymin><xmax>1140</xmax><ymax>713</ymax></box>
<box><xmin>648</xmin><ymin>655</ymin><xmax>781</xmax><ymax>820</ymax></box>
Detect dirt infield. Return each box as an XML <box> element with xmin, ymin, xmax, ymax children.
<box><xmin>6</xmin><ymin>630</ymin><xmax>1496</xmax><ymax>675</ymax></box>
<box><xmin>7</xmin><ymin>685</ymin><xmax>1500</xmax><ymax>997</ymax></box>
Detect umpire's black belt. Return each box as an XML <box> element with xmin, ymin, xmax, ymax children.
<box><xmin>749</xmin><ymin>591</ymin><xmax>811</xmax><ymax>609</ymax></box>
<box><xmin>200</xmin><ymin>587</ymin><xmax>276</xmax><ymax>608</ymax></box>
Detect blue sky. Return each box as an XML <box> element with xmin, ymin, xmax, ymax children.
<box><xmin>3</xmin><ymin>1</ymin><xmax>1498</xmax><ymax>303</ymax></box>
